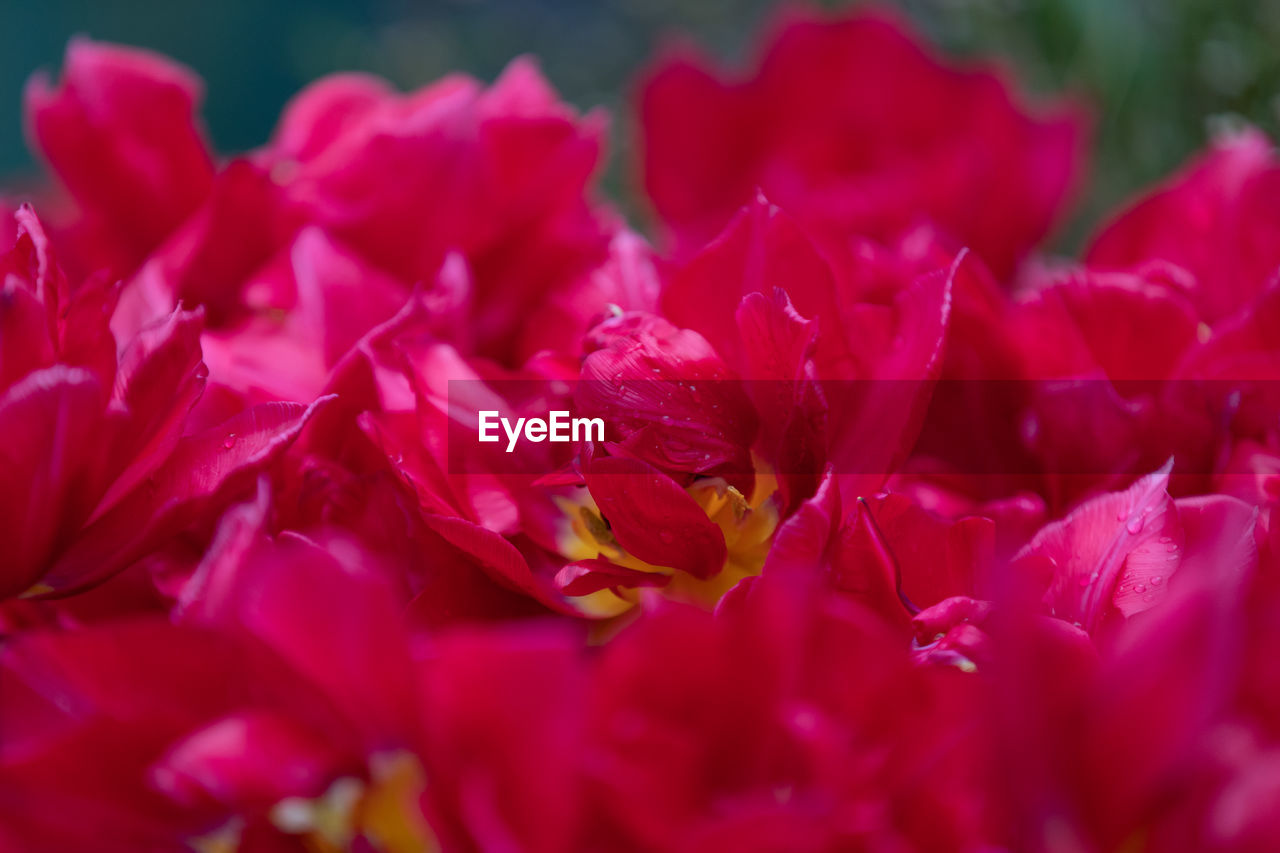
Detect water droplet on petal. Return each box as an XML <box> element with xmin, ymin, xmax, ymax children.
<box><xmin>223</xmin><ymin>433</ymin><xmax>237</xmax><ymax>449</ymax></box>
<box><xmin>1126</xmin><ymin>518</ymin><xmax>1144</xmax><ymax>534</ymax></box>
<box><xmin>1134</xmin><ymin>584</ymin><xmax>1146</xmax><ymax>593</ymax></box>
<box><xmin>1150</xmin><ymin>576</ymin><xmax>1163</xmax><ymax>586</ymax></box>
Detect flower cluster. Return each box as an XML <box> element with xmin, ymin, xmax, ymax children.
<box><xmin>3</xmin><ymin>8</ymin><xmax>1280</xmax><ymax>852</ymax></box>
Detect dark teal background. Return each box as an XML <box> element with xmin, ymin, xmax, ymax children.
<box><xmin>2</xmin><ymin>0</ymin><xmax>1278</xmax><ymax>244</ymax></box>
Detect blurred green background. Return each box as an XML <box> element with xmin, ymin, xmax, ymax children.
<box><xmin>1</xmin><ymin>0</ymin><xmax>1278</xmax><ymax>249</ymax></box>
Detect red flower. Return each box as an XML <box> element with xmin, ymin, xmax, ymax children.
<box><xmin>1</xmin><ymin>495</ymin><xmax>436</xmax><ymax>851</ymax></box>
<box><xmin>0</xmin><ymin>207</ymin><xmax>326</xmax><ymax>604</ymax></box>
<box><xmin>1088</xmin><ymin>127</ymin><xmax>1280</xmax><ymax>323</ymax></box>
<box><xmin>25</xmin><ymin>39</ymin><xmax>215</xmax><ymax>280</ymax></box>
<box><xmin>367</xmin><ymin>197</ymin><xmax>958</xmax><ymax>620</ymax></box>
<box><xmin>581</xmin><ymin>572</ymin><xmax>991</xmax><ymax>850</ymax></box>
<box><xmin>4</xmin><ymin>16</ymin><xmax>1280</xmax><ymax>852</ymax></box>
<box><xmin>638</xmin><ymin>8</ymin><xmax>1087</xmax><ymax>279</ymax></box>
<box><xmin>95</xmin><ymin>54</ymin><xmax>626</xmax><ymax>381</ymax></box>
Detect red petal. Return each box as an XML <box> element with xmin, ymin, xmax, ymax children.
<box><xmin>555</xmin><ymin>559</ymin><xmax>671</xmax><ymax>597</ymax></box>
<box><xmin>0</xmin><ymin>367</ymin><xmax>109</xmax><ymax>597</ymax></box>
<box><xmin>270</xmin><ymin>72</ymin><xmax>393</xmax><ymax>165</ymax></box>
<box><xmin>0</xmin><ymin>280</ymin><xmax>55</xmax><ymax>394</ymax></box>
<box><xmin>661</xmin><ymin>196</ymin><xmax>840</xmax><ymax>374</ymax></box>
<box><xmin>1088</xmin><ymin>127</ymin><xmax>1280</xmax><ymax>322</ymax></box>
<box><xmin>151</xmin><ymin>711</ymin><xmax>350</xmax><ymax>810</ymax></box>
<box><xmin>734</xmin><ymin>288</ymin><xmax>825</xmax><ymax>512</ymax></box>
<box><xmin>583</xmin><ymin>455</ymin><xmax>727</xmax><ymax>579</ymax></box>
<box><xmin>41</xmin><ymin>397</ymin><xmax>332</xmax><ymax>594</ymax></box>
<box><xmin>25</xmin><ymin>39</ymin><xmax>214</xmax><ymax>274</ymax></box>
<box><xmin>1016</xmin><ymin>460</ymin><xmax>1180</xmax><ymax>631</ymax></box>
<box><xmin>577</xmin><ymin>311</ymin><xmax>757</xmax><ymax>478</ymax></box>
<box><xmin>420</xmin><ymin>513</ymin><xmax>575</xmax><ymax>614</ymax></box>
<box><xmin>94</xmin><ymin>306</ymin><xmax>206</xmax><ymax>516</ymax></box>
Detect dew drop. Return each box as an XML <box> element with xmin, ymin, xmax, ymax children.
<box><xmin>1150</xmin><ymin>576</ymin><xmax>1163</xmax><ymax>586</ymax></box>
<box><xmin>1134</xmin><ymin>584</ymin><xmax>1147</xmax><ymax>594</ymax></box>
<box><xmin>223</xmin><ymin>433</ymin><xmax>237</xmax><ymax>449</ymax></box>
<box><xmin>1116</xmin><ymin>508</ymin><xmax>1128</xmax><ymax>521</ymax></box>
<box><xmin>1142</xmin><ymin>593</ymin><xmax>1156</xmax><ymax>603</ymax></box>
<box><xmin>1126</xmin><ymin>518</ymin><xmax>1144</xmax><ymax>534</ymax></box>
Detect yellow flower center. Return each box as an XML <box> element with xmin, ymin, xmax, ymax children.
<box><xmin>556</xmin><ymin>468</ymin><xmax>780</xmax><ymax>618</ymax></box>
